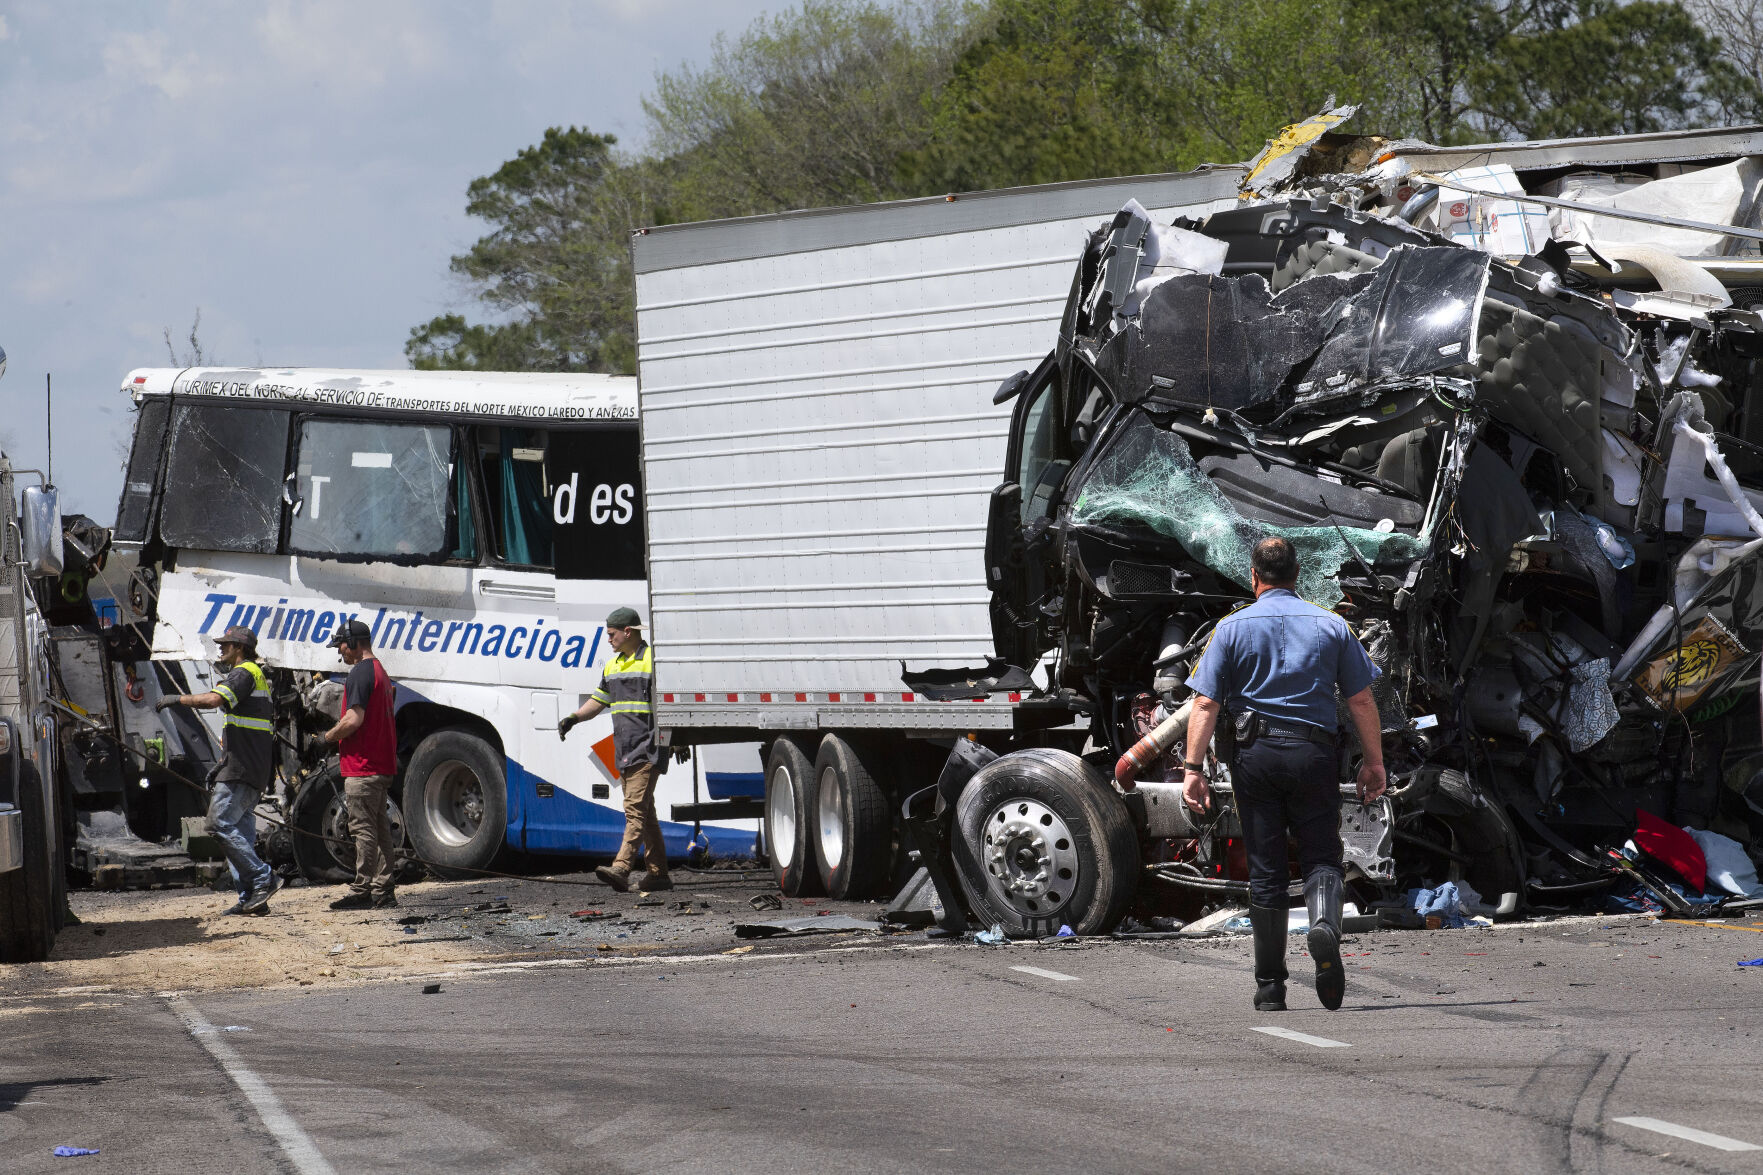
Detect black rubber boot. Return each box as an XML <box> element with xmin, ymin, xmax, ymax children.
<box><xmin>1248</xmin><ymin>903</ymin><xmax>1288</xmax><ymax>1011</ymax></box>
<box><xmin>1305</xmin><ymin>868</ymin><xmax>1346</xmax><ymax>1011</ymax></box>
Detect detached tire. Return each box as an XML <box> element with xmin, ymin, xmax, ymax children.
<box><xmin>0</xmin><ymin>762</ymin><xmax>58</xmax><ymax>963</ymax></box>
<box><xmin>764</xmin><ymin>738</ymin><xmax>822</xmax><ymax>897</ymax></box>
<box><xmin>404</xmin><ymin>730</ymin><xmax>506</xmax><ymax>879</ymax></box>
<box><xmin>811</xmin><ymin>735</ymin><xmax>893</xmax><ymax>900</ymax></box>
<box><xmin>292</xmin><ymin>764</ymin><xmax>410</xmax><ymax>885</ymax></box>
<box><xmin>952</xmin><ymin>748</ymin><xmax>1139</xmax><ymax>937</ymax></box>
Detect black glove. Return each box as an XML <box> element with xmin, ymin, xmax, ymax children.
<box><xmin>558</xmin><ymin>714</ymin><xmax>579</xmax><ymax>741</ymax></box>
<box><xmin>154</xmin><ymin>696</ymin><xmax>178</xmax><ymax>713</ymax></box>
<box><xmin>302</xmin><ymin>734</ymin><xmax>330</xmax><ymax>761</ymax></box>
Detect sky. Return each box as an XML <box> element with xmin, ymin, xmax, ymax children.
<box><xmin>0</xmin><ymin>0</ymin><xmax>775</xmax><ymax>516</ymax></box>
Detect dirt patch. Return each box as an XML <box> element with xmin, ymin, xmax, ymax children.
<box><xmin>0</xmin><ymin>869</ymin><xmax>878</xmax><ymax>996</ymax></box>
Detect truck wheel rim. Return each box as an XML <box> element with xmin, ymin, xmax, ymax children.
<box><xmin>319</xmin><ymin>786</ymin><xmax>405</xmax><ymax>866</ymax></box>
<box><xmin>817</xmin><ymin>764</ymin><xmax>846</xmax><ymax>872</ymax></box>
<box><xmin>424</xmin><ymin>760</ymin><xmax>484</xmax><ymax>849</ymax></box>
<box><xmin>768</xmin><ymin>762</ymin><xmax>798</xmax><ymax>868</ymax></box>
<box><xmin>982</xmin><ymin>798</ymin><xmax>1078</xmax><ymax>916</ymax></box>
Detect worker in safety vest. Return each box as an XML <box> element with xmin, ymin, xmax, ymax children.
<box><xmin>559</xmin><ymin>606</ymin><xmax>669</xmax><ymax>892</ymax></box>
<box><xmin>156</xmin><ymin>624</ymin><xmax>283</xmax><ymax>915</ymax></box>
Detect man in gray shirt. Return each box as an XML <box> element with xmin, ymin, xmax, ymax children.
<box><xmin>1183</xmin><ymin>538</ymin><xmax>1387</xmax><ymax>1012</ymax></box>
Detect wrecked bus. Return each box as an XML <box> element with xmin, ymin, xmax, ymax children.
<box><xmin>110</xmin><ymin>368</ymin><xmax>754</xmax><ymax>882</ymax></box>
<box><xmin>643</xmin><ymin>122</ymin><xmax>1763</xmax><ymax>931</ymax></box>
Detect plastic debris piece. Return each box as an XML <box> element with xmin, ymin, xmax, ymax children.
<box><xmin>1740</xmin><ymin>958</ymin><xmax>1763</xmax><ymax>967</ymax></box>
<box><xmin>403</xmin><ymin>926</ymin><xmax>416</xmax><ymax>934</ymax></box>
<box><xmin>1056</xmin><ymin>924</ymin><xmax>1075</xmax><ymax>938</ymax></box>
<box><xmin>973</xmin><ymin>924</ymin><xmax>1008</xmax><ymax>945</ymax></box>
<box><xmin>422</xmin><ymin>983</ymin><xmax>442</xmax><ymax>994</ymax></box>
<box><xmin>734</xmin><ymin>914</ymin><xmax>880</xmax><ymax>939</ymax></box>
<box><xmin>52</xmin><ymin>1147</ymin><xmax>99</xmax><ymax>1158</ymax></box>
<box><xmin>748</xmin><ymin>893</ymin><xmax>784</xmax><ymax>912</ymax></box>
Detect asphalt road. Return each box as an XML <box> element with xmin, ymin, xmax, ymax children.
<box><xmin>3</xmin><ymin>908</ymin><xmax>1762</xmax><ymax>1174</ymax></box>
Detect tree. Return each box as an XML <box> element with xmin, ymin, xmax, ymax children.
<box><xmin>645</xmin><ymin>0</ymin><xmax>979</xmax><ymax>217</ymax></box>
<box><xmin>1466</xmin><ymin>1</ymin><xmax>1754</xmax><ymax>139</ymax></box>
<box><xmin>406</xmin><ymin>127</ymin><xmax>662</xmax><ymax>374</ymax></box>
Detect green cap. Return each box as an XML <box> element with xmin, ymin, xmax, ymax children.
<box><xmin>606</xmin><ymin>606</ymin><xmax>642</xmax><ymax>628</ymax></box>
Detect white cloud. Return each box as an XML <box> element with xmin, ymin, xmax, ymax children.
<box><xmin>0</xmin><ymin>15</ymin><xmax>11</xmax><ymax>41</ymax></box>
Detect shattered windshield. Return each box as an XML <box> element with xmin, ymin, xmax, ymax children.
<box><xmin>159</xmin><ymin>403</ymin><xmax>290</xmax><ymax>554</ymax></box>
<box><xmin>1071</xmin><ymin>411</ymin><xmax>1428</xmax><ymax>608</ymax></box>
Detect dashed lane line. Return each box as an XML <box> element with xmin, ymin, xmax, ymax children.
<box><xmin>1251</xmin><ymin>1026</ymin><xmax>1351</xmax><ymax>1049</ymax></box>
<box><xmin>1611</xmin><ymin>1117</ymin><xmax>1762</xmax><ymax>1152</ymax></box>
<box><xmin>167</xmin><ymin>996</ymin><xmax>337</xmax><ymax>1175</ymax></box>
<box><xmin>1010</xmin><ymin>965</ymin><xmax>1081</xmax><ymax>982</ymax></box>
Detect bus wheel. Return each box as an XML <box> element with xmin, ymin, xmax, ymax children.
<box><xmin>404</xmin><ymin>730</ymin><xmax>506</xmax><ymax>879</ymax></box>
<box><xmin>764</xmin><ymin>738</ymin><xmax>822</xmax><ymax>897</ymax></box>
<box><xmin>292</xmin><ymin>765</ymin><xmax>409</xmax><ymax>885</ymax></box>
<box><xmin>811</xmin><ymin>736</ymin><xmax>892</xmax><ymax>900</ymax></box>
<box><xmin>950</xmin><ymin>748</ymin><xmax>1139</xmax><ymax>938</ymax></box>
<box><xmin>0</xmin><ymin>762</ymin><xmax>58</xmax><ymax>962</ymax></box>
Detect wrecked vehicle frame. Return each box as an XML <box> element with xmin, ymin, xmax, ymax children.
<box><xmin>904</xmin><ymin>156</ymin><xmax>1763</xmax><ymax>937</ymax></box>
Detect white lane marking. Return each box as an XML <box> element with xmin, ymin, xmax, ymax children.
<box><xmin>168</xmin><ymin>997</ymin><xmax>337</xmax><ymax>1175</ymax></box>
<box><xmin>1252</xmin><ymin>1026</ymin><xmax>1351</xmax><ymax>1048</ymax></box>
<box><xmin>1010</xmin><ymin>965</ymin><xmax>1081</xmax><ymax>982</ymax></box>
<box><xmin>1611</xmin><ymin>1117</ymin><xmax>1762</xmax><ymax>1152</ymax></box>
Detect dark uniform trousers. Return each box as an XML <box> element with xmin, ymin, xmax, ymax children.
<box><xmin>1234</xmin><ymin>733</ymin><xmax>1345</xmax><ymax>909</ymax></box>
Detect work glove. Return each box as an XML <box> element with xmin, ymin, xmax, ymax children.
<box><xmin>154</xmin><ymin>696</ymin><xmax>179</xmax><ymax>713</ymax></box>
<box><xmin>302</xmin><ymin>734</ymin><xmax>330</xmax><ymax>761</ymax></box>
<box><xmin>558</xmin><ymin>714</ymin><xmax>579</xmax><ymax>741</ymax></box>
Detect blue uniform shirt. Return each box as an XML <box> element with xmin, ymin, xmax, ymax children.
<box><xmin>1186</xmin><ymin>588</ymin><xmax>1378</xmax><ymax>732</ymax></box>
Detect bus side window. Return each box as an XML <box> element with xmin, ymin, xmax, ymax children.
<box><xmin>476</xmin><ymin>427</ymin><xmax>554</xmax><ymax>569</ymax></box>
<box><xmin>288</xmin><ymin>418</ymin><xmax>462</xmax><ymax>560</ymax></box>
<box><xmin>115</xmin><ymin>397</ymin><xmax>172</xmax><ymax>544</ymax></box>
<box><xmin>159</xmin><ymin>403</ymin><xmax>291</xmax><ymax>554</ymax></box>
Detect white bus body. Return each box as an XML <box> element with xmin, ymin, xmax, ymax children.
<box><xmin>118</xmin><ymin>367</ymin><xmax>755</xmax><ymax>872</ymax></box>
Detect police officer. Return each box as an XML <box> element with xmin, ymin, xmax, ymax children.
<box><xmin>558</xmin><ymin>607</ymin><xmax>669</xmax><ymax>893</ymax></box>
<box><xmin>155</xmin><ymin>625</ymin><xmax>282</xmax><ymax>915</ymax></box>
<box><xmin>1182</xmin><ymin>537</ymin><xmax>1386</xmax><ymax>1012</ymax></box>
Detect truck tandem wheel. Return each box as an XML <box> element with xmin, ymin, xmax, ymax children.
<box><xmin>951</xmin><ymin>748</ymin><xmax>1139</xmax><ymax>938</ymax></box>
<box><xmin>764</xmin><ymin>737</ymin><xmax>822</xmax><ymax>897</ymax></box>
<box><xmin>403</xmin><ymin>730</ymin><xmax>506</xmax><ymax>879</ymax></box>
<box><xmin>0</xmin><ymin>762</ymin><xmax>58</xmax><ymax>963</ymax></box>
<box><xmin>811</xmin><ymin>735</ymin><xmax>892</xmax><ymax>900</ymax></box>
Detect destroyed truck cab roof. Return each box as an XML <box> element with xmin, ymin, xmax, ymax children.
<box><xmin>980</xmin><ymin>121</ymin><xmax>1763</xmax><ymax>922</ymax></box>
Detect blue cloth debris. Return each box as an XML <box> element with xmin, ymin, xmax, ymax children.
<box><xmin>1408</xmin><ymin>883</ymin><xmax>1468</xmax><ymax>928</ymax></box>
<box><xmin>973</xmin><ymin>924</ymin><xmax>1007</xmax><ymax>945</ymax></box>
<box><xmin>1740</xmin><ymin>958</ymin><xmax>1763</xmax><ymax>967</ymax></box>
<box><xmin>53</xmin><ymin>1147</ymin><xmax>99</xmax><ymax>1157</ymax></box>
<box><xmin>1056</xmin><ymin>925</ymin><xmax>1074</xmax><ymax>938</ymax></box>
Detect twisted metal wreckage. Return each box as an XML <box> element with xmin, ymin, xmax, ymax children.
<box><xmin>907</xmin><ymin>115</ymin><xmax>1763</xmax><ymax>936</ymax></box>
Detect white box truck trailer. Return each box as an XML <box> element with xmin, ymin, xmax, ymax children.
<box><xmin>631</xmin><ymin>165</ymin><xmax>1244</xmax><ymax>898</ymax></box>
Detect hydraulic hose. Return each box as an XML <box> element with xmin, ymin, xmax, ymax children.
<box><xmin>1395</xmin><ymin>184</ymin><xmax>1439</xmax><ymax>224</ymax></box>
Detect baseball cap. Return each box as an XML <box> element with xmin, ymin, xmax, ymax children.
<box><xmin>218</xmin><ymin>625</ymin><xmax>257</xmax><ymax>651</ymax></box>
<box><xmin>606</xmin><ymin>606</ymin><xmax>642</xmax><ymax>628</ymax></box>
<box><xmin>328</xmin><ymin>618</ymin><xmax>373</xmax><ymax>648</ymax></box>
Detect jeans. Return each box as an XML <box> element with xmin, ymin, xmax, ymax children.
<box><xmin>1233</xmin><ymin>734</ymin><xmax>1344</xmax><ymax>908</ymax></box>
<box><xmin>343</xmin><ymin>774</ymin><xmax>398</xmax><ymax>897</ymax></box>
<box><xmin>610</xmin><ymin>762</ymin><xmax>668</xmax><ymax>875</ymax></box>
<box><xmin>209</xmin><ymin>780</ymin><xmax>273</xmax><ymax>898</ymax></box>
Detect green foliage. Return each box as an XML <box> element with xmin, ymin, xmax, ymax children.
<box><xmin>407</xmin><ymin>127</ymin><xmax>664</xmax><ymax>374</ymax></box>
<box><xmin>412</xmin><ymin>0</ymin><xmax>1763</xmax><ymax>375</ymax></box>
<box><xmin>645</xmin><ymin>0</ymin><xmax>977</xmax><ymax>216</ymax></box>
<box><xmin>1467</xmin><ymin>1</ymin><xmax>1754</xmax><ymax>138</ymax></box>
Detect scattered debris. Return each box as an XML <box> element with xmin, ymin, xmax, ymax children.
<box><xmin>52</xmin><ymin>1147</ymin><xmax>100</xmax><ymax>1158</ymax></box>
<box><xmin>733</xmin><ymin>914</ymin><xmax>881</xmax><ymax>939</ymax></box>
<box><xmin>422</xmin><ymin>983</ymin><xmax>442</xmax><ymax>994</ymax></box>
<box><xmin>748</xmin><ymin>893</ymin><xmax>784</xmax><ymax>912</ymax></box>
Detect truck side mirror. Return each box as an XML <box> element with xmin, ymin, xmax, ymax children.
<box><xmin>21</xmin><ymin>486</ymin><xmax>63</xmax><ymax>577</ymax></box>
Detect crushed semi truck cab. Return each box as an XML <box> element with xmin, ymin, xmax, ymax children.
<box><xmin>911</xmin><ymin>124</ymin><xmax>1763</xmax><ymax>936</ymax></box>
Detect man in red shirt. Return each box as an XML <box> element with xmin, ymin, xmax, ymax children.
<box><xmin>314</xmin><ymin>619</ymin><xmax>400</xmax><ymax>910</ymax></box>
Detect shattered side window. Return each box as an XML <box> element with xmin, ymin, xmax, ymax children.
<box><xmin>115</xmin><ymin>397</ymin><xmax>171</xmax><ymax>544</ymax></box>
<box><xmin>1069</xmin><ymin>411</ymin><xmax>1427</xmax><ymax>608</ymax></box>
<box><xmin>159</xmin><ymin>403</ymin><xmax>290</xmax><ymax>554</ymax></box>
<box><xmin>288</xmin><ymin>419</ymin><xmax>458</xmax><ymax>560</ymax></box>
<box><xmin>1018</xmin><ymin>378</ymin><xmax>1065</xmax><ymax>526</ymax></box>
<box><xmin>1305</xmin><ymin>246</ymin><xmax>1491</xmax><ymax>394</ymax></box>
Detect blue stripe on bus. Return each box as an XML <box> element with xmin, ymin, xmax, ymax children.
<box><xmin>506</xmin><ymin>756</ymin><xmax>758</xmax><ymax>860</ymax></box>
